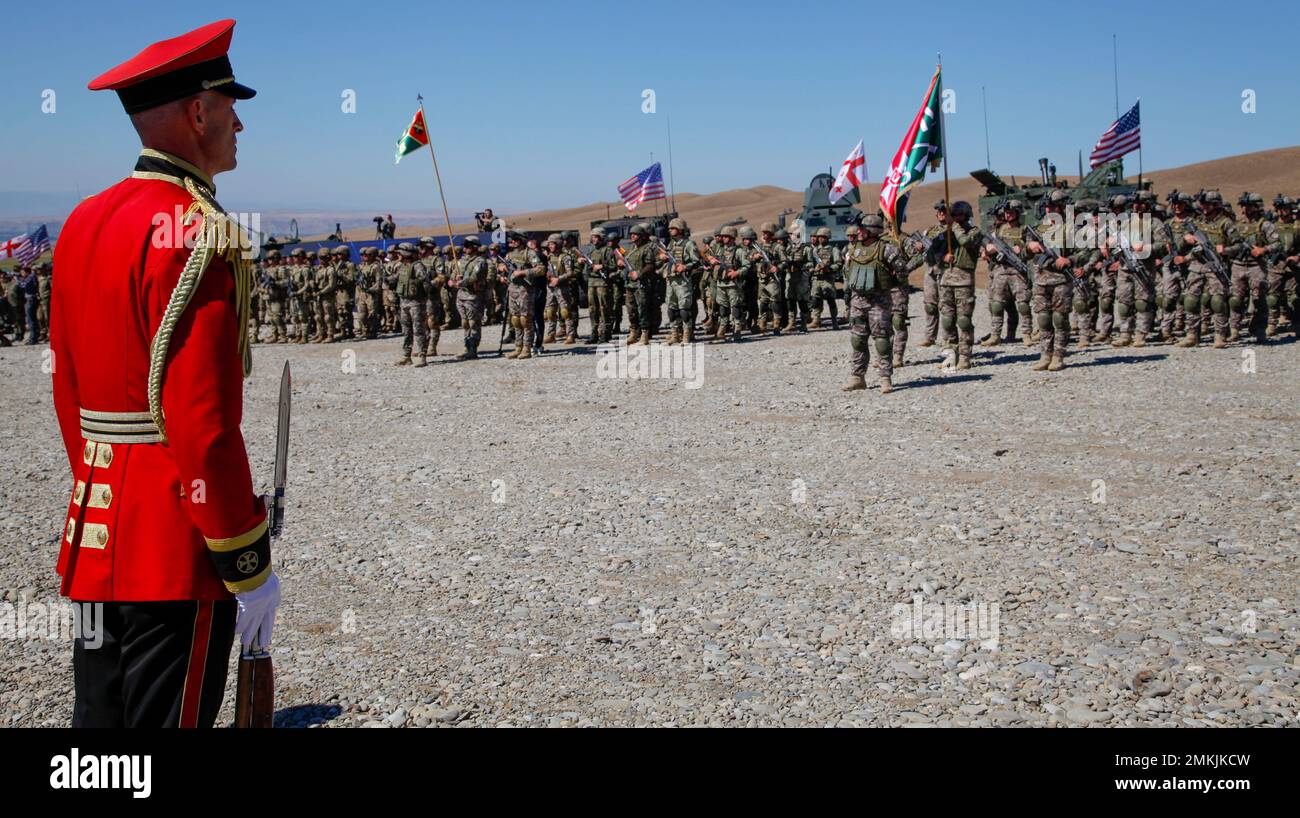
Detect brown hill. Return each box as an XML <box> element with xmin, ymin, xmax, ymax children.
<box><xmin>318</xmin><ymin>144</ymin><xmax>1300</xmax><ymax>242</ymax></box>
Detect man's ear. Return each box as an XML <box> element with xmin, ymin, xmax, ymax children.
<box><xmin>185</xmin><ymin>94</ymin><xmax>207</xmax><ymax>134</ymax></box>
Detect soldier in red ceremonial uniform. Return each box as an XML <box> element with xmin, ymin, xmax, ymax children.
<box><xmin>51</xmin><ymin>19</ymin><xmax>281</xmax><ymax>727</ymax></box>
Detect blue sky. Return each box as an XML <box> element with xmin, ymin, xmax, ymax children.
<box><xmin>1</xmin><ymin>0</ymin><xmax>1296</xmax><ymax>214</ymax></box>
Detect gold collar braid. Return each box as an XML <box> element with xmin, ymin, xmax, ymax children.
<box><xmin>146</xmin><ymin>177</ymin><xmax>254</xmax><ymax>441</ymax></box>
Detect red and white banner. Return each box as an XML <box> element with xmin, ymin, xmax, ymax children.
<box><xmin>828</xmin><ymin>139</ymin><xmax>866</xmax><ymax>205</ymax></box>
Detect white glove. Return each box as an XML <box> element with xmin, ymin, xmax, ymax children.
<box><xmin>234</xmin><ymin>572</ymin><xmax>281</xmax><ymax>650</ymax></box>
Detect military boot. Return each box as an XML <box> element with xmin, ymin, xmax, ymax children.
<box><xmin>1112</xmin><ymin>333</ymin><xmax>1131</xmax><ymax>347</ymax></box>
<box><xmin>830</xmin><ymin>315</ymin><xmax>840</xmax><ymax>331</ymax></box>
<box><xmin>457</xmin><ymin>345</ymin><xmax>477</xmax><ymax>361</ymax></box>
<box><xmin>1265</xmin><ymin>321</ymin><xmax>1278</xmax><ymax>337</ymax></box>
<box><xmin>956</xmin><ymin>353</ymin><xmax>972</xmax><ymax>370</ymax></box>
<box><xmin>879</xmin><ymin>375</ymin><xmax>893</xmax><ymax>394</ymax></box>
<box><xmin>1177</xmin><ymin>331</ymin><xmax>1200</xmax><ymax>348</ymax></box>
<box><xmin>1092</xmin><ymin>332</ymin><xmax>1111</xmax><ymax>345</ymax></box>
<box><xmin>918</xmin><ymin>337</ymin><xmax>935</xmax><ymax>347</ymax></box>
<box><xmin>639</xmin><ymin>329</ymin><xmax>652</xmax><ymax>345</ymax></box>
<box><xmin>565</xmin><ymin>333</ymin><xmax>577</xmax><ymax>345</ymax></box>
<box><xmin>783</xmin><ymin>315</ymin><xmax>797</xmax><ymax>332</ymax></box>
<box><xmin>892</xmin><ymin>351</ymin><xmax>904</xmax><ymax>369</ymax></box>
<box><xmin>757</xmin><ymin>318</ymin><xmax>768</xmax><ymax>334</ymax></box>
<box><xmin>543</xmin><ymin>330</ymin><xmax>556</xmax><ymax>345</ymax></box>
<box><xmin>518</xmin><ymin>345</ymin><xmax>532</xmax><ymax>359</ymax></box>
<box><xmin>626</xmin><ymin>328</ymin><xmax>640</xmax><ymax>345</ymax></box>
<box><xmin>505</xmin><ymin>342</ymin><xmax>522</xmax><ymax>359</ymax></box>
<box><xmin>841</xmin><ymin>374</ymin><xmax>867</xmax><ymax>391</ymax></box>
<box><xmin>1047</xmin><ymin>354</ymin><xmax>1064</xmax><ymax>371</ymax></box>
<box><xmin>683</xmin><ymin>326</ymin><xmax>694</xmax><ymax>344</ymax></box>
<box><xmin>413</xmin><ymin>353</ymin><xmax>427</xmax><ymax>368</ymax></box>
<box><xmin>1077</xmin><ymin>331</ymin><xmax>1091</xmax><ymax>347</ymax></box>
<box><xmin>1023</xmin><ymin>333</ymin><xmax>1035</xmax><ymax>348</ymax></box>
<box><xmin>1160</xmin><ymin>328</ymin><xmax>1174</xmax><ymax>342</ymax></box>
<box><xmin>1131</xmin><ymin>334</ymin><xmax>1147</xmax><ymax>348</ymax></box>
<box><xmin>1031</xmin><ymin>353</ymin><xmax>1051</xmax><ymax>371</ymax></box>
<box><xmin>1226</xmin><ymin>327</ymin><xmax>1239</xmax><ymax>343</ymax></box>
<box><xmin>669</xmin><ymin>327</ymin><xmax>683</xmax><ymax>345</ymax></box>
<box><xmin>395</xmin><ymin>353</ymin><xmax>411</xmax><ymax>366</ymax></box>
<box><xmin>1213</xmin><ymin>332</ymin><xmax>1227</xmax><ymax>349</ymax></box>
<box><xmin>714</xmin><ymin>323</ymin><xmax>726</xmax><ymax>341</ymax></box>
<box><xmin>980</xmin><ymin>334</ymin><xmax>1000</xmax><ymax>348</ymax></box>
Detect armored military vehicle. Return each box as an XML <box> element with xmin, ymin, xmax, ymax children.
<box><xmin>785</xmin><ymin>172</ymin><xmax>866</xmax><ymax>244</ymax></box>
<box><xmin>971</xmin><ymin>157</ymin><xmax>1149</xmax><ymax>228</ymax></box>
<box><xmin>589</xmin><ymin>210</ymin><xmax>681</xmax><ymax>242</ymax></box>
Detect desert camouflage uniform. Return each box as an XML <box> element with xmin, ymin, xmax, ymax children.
<box><xmin>388</xmin><ymin>247</ymin><xmax>429</xmax><ymax>365</ymax></box>
<box><xmin>937</xmin><ymin>217</ymin><xmax>983</xmax><ymax>365</ymax></box>
<box><xmin>586</xmin><ymin>237</ymin><xmax>618</xmax><ymax>343</ymax></box>
<box><xmin>665</xmin><ymin>232</ymin><xmax>701</xmax><ymax>343</ymax></box>
<box><xmin>841</xmin><ymin>223</ymin><xmax>908</xmax><ymax>390</ymax></box>
<box><xmin>809</xmin><ymin>233</ymin><xmax>841</xmax><ymax>329</ymax></box>
<box><xmin>502</xmin><ymin>243</ymin><xmax>544</xmax><ymax>358</ymax></box>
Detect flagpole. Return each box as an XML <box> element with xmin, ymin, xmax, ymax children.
<box><xmin>1112</xmin><ymin>35</ymin><xmax>1120</xmax><ymax>119</ymax></box>
<box><xmin>667</xmin><ymin>115</ymin><xmax>678</xmax><ymax>214</ymax></box>
<box><xmin>1136</xmin><ymin>98</ymin><xmax>1143</xmax><ymax>188</ymax></box>
<box><xmin>417</xmin><ymin>94</ymin><xmax>461</xmax><ymax>261</ymax></box>
<box><xmin>981</xmin><ymin>85</ymin><xmax>991</xmax><ymax>169</ymax></box>
<box><xmin>938</xmin><ymin>55</ymin><xmax>953</xmax><ymax>257</ymax></box>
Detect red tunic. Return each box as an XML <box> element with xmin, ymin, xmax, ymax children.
<box><xmin>51</xmin><ymin>149</ymin><xmax>269</xmax><ymax>602</ymax></box>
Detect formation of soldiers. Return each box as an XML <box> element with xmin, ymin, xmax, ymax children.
<box><xmin>0</xmin><ymin>261</ymin><xmax>53</xmax><ymax>347</ymax></box>
<box><xmin>241</xmin><ymin>189</ymin><xmax>1300</xmax><ymax>390</ymax></box>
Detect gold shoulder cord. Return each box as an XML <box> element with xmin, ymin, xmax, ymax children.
<box><xmin>146</xmin><ymin>177</ymin><xmax>254</xmax><ymax>441</ymax></box>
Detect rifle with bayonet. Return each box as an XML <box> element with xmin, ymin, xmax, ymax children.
<box><xmin>236</xmin><ymin>360</ymin><xmax>290</xmax><ymax>729</ymax></box>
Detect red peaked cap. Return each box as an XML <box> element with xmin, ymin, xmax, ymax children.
<box><xmin>88</xmin><ymin>19</ymin><xmax>255</xmax><ymax>114</ymax></box>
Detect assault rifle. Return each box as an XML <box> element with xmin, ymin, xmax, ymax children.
<box><xmin>1115</xmin><ymin>229</ymin><xmax>1154</xmax><ymax>292</ymax></box>
<box><xmin>907</xmin><ymin>231</ymin><xmax>942</xmax><ymax>283</ymax></box>
<box><xmin>1024</xmin><ymin>223</ymin><xmax>1089</xmax><ymax>300</ymax></box>
<box><xmin>983</xmin><ymin>231</ymin><xmax>1033</xmax><ymax>279</ymax></box>
<box><xmin>1187</xmin><ymin>227</ymin><xmax>1232</xmax><ymax>288</ymax></box>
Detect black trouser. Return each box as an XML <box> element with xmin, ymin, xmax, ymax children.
<box><xmin>530</xmin><ymin>286</ymin><xmax>546</xmax><ymax>349</ymax></box>
<box><xmin>72</xmin><ymin>600</ymin><xmax>236</xmax><ymax>728</ymax></box>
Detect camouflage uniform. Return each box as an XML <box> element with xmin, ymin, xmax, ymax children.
<box><xmin>5</xmin><ymin>269</ymin><xmax>27</xmax><ymax>341</ymax></box>
<box><xmin>389</xmin><ymin>244</ymin><xmax>429</xmax><ymax>366</ymax></box>
<box><xmin>733</xmin><ymin>228</ymin><xmax>764</xmax><ymax>336</ymax></box>
<box><xmin>982</xmin><ymin>206</ymin><xmax>1033</xmax><ymax>348</ymax></box>
<box><xmin>710</xmin><ymin>226</ymin><xmax>744</xmax><ymax>341</ymax></box>
<box><xmin>543</xmin><ymin>235</ymin><xmax>579</xmax><ymax>344</ymax></box>
<box><xmin>1027</xmin><ymin>206</ymin><xmax>1072</xmax><ymax>370</ymax></box>
<box><xmin>418</xmin><ymin>238</ymin><xmax>445</xmax><ymax>355</ymax></box>
<box><xmin>808</xmin><ymin>228</ymin><xmax>841</xmax><ymax>329</ymax></box>
<box><xmin>332</xmin><ymin>246</ymin><xmax>356</xmax><ymax>340</ymax></box>
<box><xmin>261</xmin><ymin>250</ymin><xmax>289</xmax><ymax>343</ymax></box>
<box><xmin>501</xmin><ymin>239</ymin><xmax>544</xmax><ymax>359</ymax></box>
<box><xmin>585</xmin><ymin>231</ymin><xmax>618</xmax><ymax>343</ymax></box>
<box><xmin>1160</xmin><ymin>200</ymin><xmax>1196</xmax><ymax>340</ymax></box>
<box><xmin>312</xmin><ymin>248</ymin><xmax>338</xmax><ymax>342</ymax></box>
<box><xmin>440</xmin><ymin>245</ymin><xmax>460</xmax><ymax>330</ymax></box>
<box><xmin>887</xmin><ymin>233</ymin><xmax>912</xmax><ymax>366</ymax></box>
<box><xmin>453</xmin><ymin>237</ymin><xmax>488</xmax><ymax>359</ymax></box>
<box><xmin>382</xmin><ymin>249</ymin><xmax>400</xmax><ymax>332</ymax></box>
<box><xmin>1106</xmin><ymin>195</ymin><xmax>1163</xmax><ymax>347</ymax></box>
<box><xmin>1232</xmin><ymin>194</ymin><xmax>1278</xmax><ymax>342</ymax></box>
<box><xmin>781</xmin><ymin>231</ymin><xmax>811</xmax><ymax>332</ymax></box>
<box><xmin>289</xmin><ymin>249</ymin><xmax>313</xmax><ymax>343</ymax></box>
<box><xmin>1176</xmin><ymin>194</ymin><xmax>1241</xmax><ymax>347</ymax></box>
<box><xmin>665</xmin><ymin>219</ymin><xmax>700</xmax><ymax>344</ymax></box>
<box><xmin>755</xmin><ymin>224</ymin><xmax>785</xmax><ymax>334</ymax></box>
<box><xmin>937</xmin><ymin>203</ymin><xmax>983</xmax><ymax>367</ymax></box>
<box><xmin>906</xmin><ymin>213</ymin><xmax>948</xmax><ymax>347</ymax></box>
<box><xmin>841</xmin><ymin>219</ymin><xmax>908</xmax><ymax>392</ymax></box>
<box><xmin>355</xmin><ymin>247</ymin><xmax>384</xmax><ymax>338</ymax></box>
<box><xmin>1271</xmin><ymin>198</ymin><xmax>1298</xmax><ymax>335</ymax></box>
<box><xmin>622</xmin><ymin>225</ymin><xmax>664</xmax><ymax>344</ymax></box>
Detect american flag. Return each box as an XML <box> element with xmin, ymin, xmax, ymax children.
<box><xmin>4</xmin><ymin>225</ymin><xmax>51</xmax><ymax>264</ymax></box>
<box><xmin>617</xmin><ymin>162</ymin><xmax>666</xmax><ymax>211</ymax></box>
<box><xmin>1089</xmin><ymin>101</ymin><xmax>1141</xmax><ymax>169</ymax></box>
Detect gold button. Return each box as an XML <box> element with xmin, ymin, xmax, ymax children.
<box><xmin>102</xmin><ymin>487</ymin><xmax>112</xmax><ymax>505</ymax></box>
<box><xmin>66</xmin><ymin>519</ymin><xmax>76</xmax><ymax>540</ymax></box>
<box><xmin>73</xmin><ymin>482</ymin><xmax>85</xmax><ymax>504</ymax></box>
<box><xmin>83</xmin><ymin>442</ymin><xmax>94</xmax><ymax>464</ymax></box>
<box><xmin>96</xmin><ymin>528</ymin><xmax>108</xmax><ymax>546</ymax></box>
<box><xmin>102</xmin><ymin>448</ymin><xmax>113</xmax><ymax>466</ymax></box>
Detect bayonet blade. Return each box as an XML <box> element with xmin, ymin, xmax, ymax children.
<box><xmin>269</xmin><ymin>361</ymin><xmax>291</xmax><ymax>538</ymax></box>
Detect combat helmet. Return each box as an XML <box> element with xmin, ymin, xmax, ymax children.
<box><xmin>290</xmin><ymin>247</ymin><xmax>306</xmax><ymax>258</ymax></box>
<box><xmin>1200</xmin><ymin>190</ymin><xmax>1223</xmax><ymax>205</ymax></box>
<box><xmin>759</xmin><ymin>221</ymin><xmax>777</xmax><ymax>234</ymax></box>
<box><xmin>814</xmin><ymin>227</ymin><xmax>832</xmax><ymax>239</ymax></box>
<box><xmin>316</xmin><ymin>248</ymin><xmax>331</xmax><ymax>259</ymax></box>
<box><xmin>950</xmin><ymin>200</ymin><xmax>973</xmax><ymax>220</ymax></box>
<box><xmin>463</xmin><ymin>235</ymin><xmax>481</xmax><ymax>247</ymax></box>
<box><xmin>629</xmin><ymin>223</ymin><xmax>651</xmax><ymax>237</ymax></box>
<box><xmin>844</xmin><ymin>225</ymin><xmax>861</xmax><ymax>239</ymax></box>
<box><xmin>719</xmin><ymin>226</ymin><xmax>738</xmax><ymax>238</ymax></box>
<box><xmin>668</xmin><ymin>218</ymin><xmax>687</xmax><ymax>231</ymax></box>
<box><xmin>859</xmin><ymin>214</ymin><xmax>885</xmax><ymax>235</ymax></box>
<box><xmin>775</xmin><ymin>229</ymin><xmax>789</xmax><ymax>240</ymax></box>
<box><xmin>333</xmin><ymin>245</ymin><xmax>349</xmax><ymax>256</ymax></box>
<box><xmin>397</xmin><ymin>242</ymin><xmax>416</xmax><ymax>254</ymax></box>
<box><xmin>738</xmin><ymin>226</ymin><xmax>757</xmax><ymax>240</ymax></box>
<box><xmin>265</xmin><ymin>248</ymin><xmax>281</xmax><ymax>260</ymax></box>
<box><xmin>546</xmin><ymin>233</ymin><xmax>562</xmax><ymax>245</ymax></box>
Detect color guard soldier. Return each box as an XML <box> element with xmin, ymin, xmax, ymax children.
<box><xmin>53</xmin><ymin>19</ymin><xmax>280</xmax><ymax>727</ymax></box>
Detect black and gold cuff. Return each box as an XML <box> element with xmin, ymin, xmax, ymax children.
<box><xmin>205</xmin><ymin>519</ymin><xmax>272</xmax><ymax>594</ymax></box>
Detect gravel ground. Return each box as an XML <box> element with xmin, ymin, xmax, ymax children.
<box><xmin>2</xmin><ymin>292</ymin><xmax>1298</xmax><ymax>727</ymax></box>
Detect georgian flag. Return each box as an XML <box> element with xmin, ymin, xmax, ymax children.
<box><xmin>828</xmin><ymin>139</ymin><xmax>866</xmax><ymax>205</ymax></box>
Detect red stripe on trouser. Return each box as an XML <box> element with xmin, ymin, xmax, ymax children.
<box><xmin>179</xmin><ymin>601</ymin><xmax>213</xmax><ymax>728</ymax></box>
